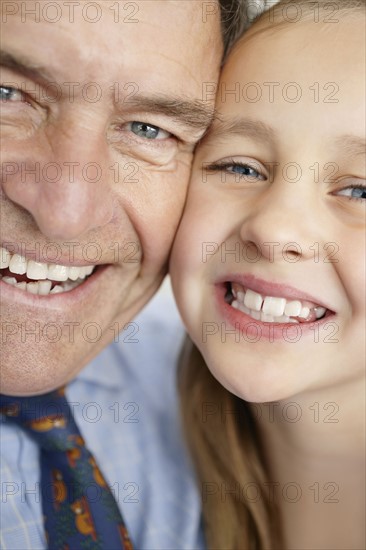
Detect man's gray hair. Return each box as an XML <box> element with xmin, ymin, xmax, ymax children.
<box><xmin>219</xmin><ymin>0</ymin><xmax>268</xmax><ymax>56</ymax></box>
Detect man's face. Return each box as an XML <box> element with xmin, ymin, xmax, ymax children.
<box><xmin>0</xmin><ymin>0</ymin><xmax>222</xmax><ymax>395</ymax></box>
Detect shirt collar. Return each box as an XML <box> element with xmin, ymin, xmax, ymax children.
<box><xmin>72</xmin><ymin>342</ymin><xmax>126</xmax><ymax>390</ymax></box>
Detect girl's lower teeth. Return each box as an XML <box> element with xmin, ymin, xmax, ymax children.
<box><xmin>0</xmin><ymin>274</ymin><xmax>82</xmax><ymax>295</ymax></box>
<box><xmin>230</xmin><ymin>298</ymin><xmax>327</xmax><ymax>324</ymax></box>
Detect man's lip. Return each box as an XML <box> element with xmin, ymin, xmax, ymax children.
<box><xmin>215</xmin><ymin>274</ymin><xmax>333</xmax><ymax>312</ymax></box>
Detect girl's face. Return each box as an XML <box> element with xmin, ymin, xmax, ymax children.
<box><xmin>170</xmin><ymin>19</ymin><xmax>366</xmax><ymax>403</ymax></box>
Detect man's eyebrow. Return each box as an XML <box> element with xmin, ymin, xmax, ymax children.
<box><xmin>335</xmin><ymin>135</ymin><xmax>366</xmax><ymax>157</ymax></box>
<box><xmin>0</xmin><ymin>50</ymin><xmax>55</xmax><ymax>85</ymax></box>
<box><xmin>124</xmin><ymin>95</ymin><xmax>216</xmax><ymax>133</ymax></box>
<box><xmin>0</xmin><ymin>51</ymin><xmax>216</xmax><ymax>132</ymax></box>
<box><xmin>204</xmin><ymin>117</ymin><xmax>276</xmax><ymax>145</ymax></box>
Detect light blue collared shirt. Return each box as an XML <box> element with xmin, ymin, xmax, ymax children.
<box><xmin>0</xmin><ymin>279</ymin><xmax>204</xmax><ymax>550</ymax></box>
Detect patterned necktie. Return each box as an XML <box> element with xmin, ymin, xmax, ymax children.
<box><xmin>0</xmin><ymin>388</ymin><xmax>133</xmax><ymax>550</ymax></box>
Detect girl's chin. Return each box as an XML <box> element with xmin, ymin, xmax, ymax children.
<box><xmin>201</xmin><ymin>353</ymin><xmax>307</xmax><ymax>404</ymax></box>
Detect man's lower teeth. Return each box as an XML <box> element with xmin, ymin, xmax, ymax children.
<box><xmin>0</xmin><ymin>275</ymin><xmax>81</xmax><ymax>295</ymax></box>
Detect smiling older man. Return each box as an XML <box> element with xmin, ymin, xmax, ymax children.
<box><xmin>0</xmin><ymin>1</ymin><xmax>246</xmax><ymax>548</ymax></box>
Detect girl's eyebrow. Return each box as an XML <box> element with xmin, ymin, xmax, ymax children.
<box><xmin>334</xmin><ymin>135</ymin><xmax>366</xmax><ymax>158</ymax></box>
<box><xmin>204</xmin><ymin>117</ymin><xmax>276</xmax><ymax>145</ymax></box>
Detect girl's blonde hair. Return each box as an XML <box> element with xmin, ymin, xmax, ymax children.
<box><xmin>180</xmin><ymin>339</ymin><xmax>282</xmax><ymax>549</ymax></box>
<box><xmin>179</xmin><ymin>2</ymin><xmax>365</xmax><ymax>548</ymax></box>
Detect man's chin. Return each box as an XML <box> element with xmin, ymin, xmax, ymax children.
<box><xmin>1</xmin><ymin>342</ymin><xmax>92</xmax><ymax>396</ymax></box>
<box><xmin>0</xmin><ymin>267</ymin><xmax>166</xmax><ymax>396</ymax></box>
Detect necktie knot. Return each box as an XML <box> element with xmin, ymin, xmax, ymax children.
<box><xmin>1</xmin><ymin>388</ymin><xmax>133</xmax><ymax>548</ymax></box>
<box><xmin>0</xmin><ymin>387</ymin><xmax>81</xmax><ymax>452</ymax></box>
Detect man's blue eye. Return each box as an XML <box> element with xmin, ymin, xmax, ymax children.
<box><xmin>130</xmin><ymin>121</ymin><xmax>168</xmax><ymax>140</ymax></box>
<box><xmin>0</xmin><ymin>86</ymin><xmax>23</xmax><ymax>102</ymax></box>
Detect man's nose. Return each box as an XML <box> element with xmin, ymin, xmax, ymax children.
<box><xmin>2</xmin><ymin>124</ymin><xmax>115</xmax><ymax>241</ymax></box>
<box><xmin>239</xmin><ymin>178</ymin><xmax>319</xmax><ymax>263</ymax></box>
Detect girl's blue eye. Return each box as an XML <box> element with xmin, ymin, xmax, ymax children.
<box><xmin>129</xmin><ymin>121</ymin><xmax>171</xmax><ymax>140</ymax></box>
<box><xmin>337</xmin><ymin>186</ymin><xmax>366</xmax><ymax>200</ymax></box>
<box><xmin>206</xmin><ymin>161</ymin><xmax>266</xmax><ymax>181</ymax></box>
<box><xmin>227</xmin><ymin>164</ymin><xmax>263</xmax><ymax>179</ymax></box>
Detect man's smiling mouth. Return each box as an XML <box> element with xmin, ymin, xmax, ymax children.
<box><xmin>225</xmin><ymin>282</ymin><xmax>329</xmax><ymax>324</ymax></box>
<box><xmin>0</xmin><ymin>246</ymin><xmax>96</xmax><ymax>295</ymax></box>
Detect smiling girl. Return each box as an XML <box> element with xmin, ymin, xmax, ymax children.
<box><xmin>170</xmin><ymin>0</ymin><xmax>366</xmax><ymax>548</ymax></box>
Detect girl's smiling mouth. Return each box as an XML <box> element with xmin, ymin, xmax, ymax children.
<box><xmin>213</xmin><ymin>274</ymin><xmax>336</xmax><ymax>339</ymax></box>
<box><xmin>226</xmin><ymin>282</ymin><xmax>329</xmax><ymax>324</ymax></box>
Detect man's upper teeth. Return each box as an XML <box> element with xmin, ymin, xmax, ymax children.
<box><xmin>231</xmin><ymin>283</ymin><xmax>326</xmax><ymax>323</ymax></box>
<box><xmin>0</xmin><ymin>247</ymin><xmax>95</xmax><ymax>281</ymax></box>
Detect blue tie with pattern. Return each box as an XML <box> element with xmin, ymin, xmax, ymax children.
<box><xmin>0</xmin><ymin>388</ymin><xmax>133</xmax><ymax>550</ymax></box>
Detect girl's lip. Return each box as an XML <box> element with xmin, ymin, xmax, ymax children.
<box><xmin>215</xmin><ymin>273</ymin><xmax>333</xmax><ymax>312</ymax></box>
<box><xmin>0</xmin><ymin>265</ymin><xmax>108</xmax><ymax>309</ymax></box>
<box><xmin>215</xmin><ymin>285</ymin><xmax>336</xmax><ymax>341</ymax></box>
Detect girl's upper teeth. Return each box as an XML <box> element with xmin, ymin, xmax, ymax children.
<box><xmin>0</xmin><ymin>247</ymin><xmax>95</xmax><ymax>282</ymax></box>
<box><xmin>231</xmin><ymin>282</ymin><xmax>327</xmax><ymax>323</ymax></box>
